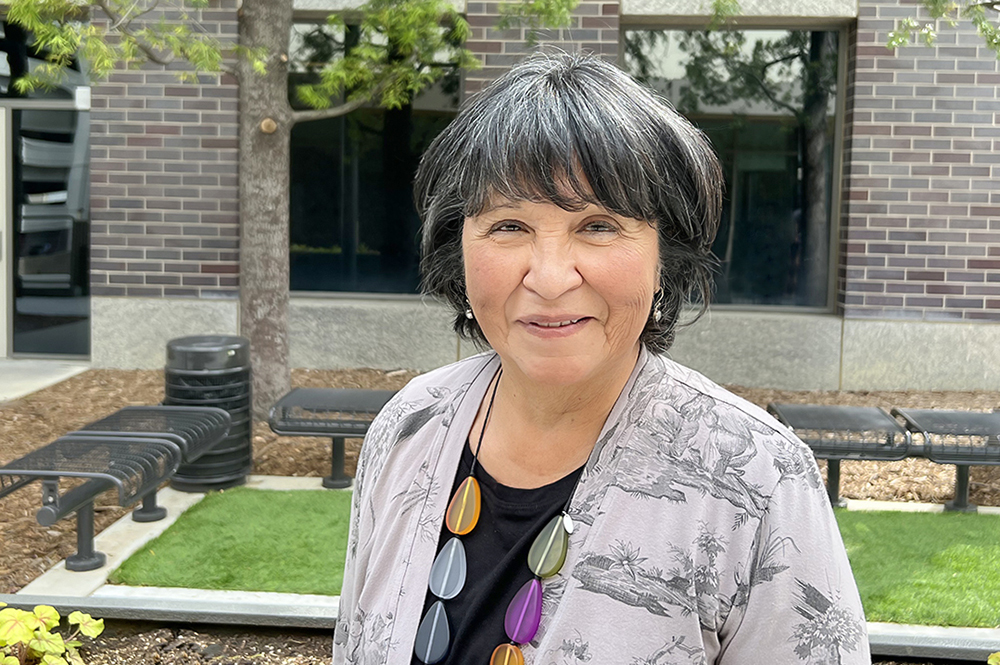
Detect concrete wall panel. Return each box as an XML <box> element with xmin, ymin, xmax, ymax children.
<box><xmin>290</xmin><ymin>297</ymin><xmax>459</xmax><ymax>371</ymax></box>
<box><xmin>841</xmin><ymin>319</ymin><xmax>1000</xmax><ymax>391</ymax></box>
<box><xmin>91</xmin><ymin>296</ymin><xmax>239</xmax><ymax>368</ymax></box>
<box><xmin>668</xmin><ymin>310</ymin><xmax>843</xmax><ymax>390</ymax></box>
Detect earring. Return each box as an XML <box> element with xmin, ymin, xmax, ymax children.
<box><xmin>464</xmin><ymin>299</ymin><xmax>474</xmax><ymax>320</ymax></box>
<box><xmin>652</xmin><ymin>291</ymin><xmax>663</xmax><ymax>323</ymax></box>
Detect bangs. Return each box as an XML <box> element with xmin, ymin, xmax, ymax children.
<box><xmin>452</xmin><ymin>68</ymin><xmax>671</xmax><ymax>224</ymax></box>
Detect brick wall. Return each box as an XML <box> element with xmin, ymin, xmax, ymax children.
<box><xmin>839</xmin><ymin>0</ymin><xmax>1000</xmax><ymax>321</ymax></box>
<box><xmin>463</xmin><ymin>1</ymin><xmax>620</xmax><ymax>97</ymax></box>
<box><xmin>89</xmin><ymin>0</ymin><xmax>240</xmax><ymax>300</ymax></box>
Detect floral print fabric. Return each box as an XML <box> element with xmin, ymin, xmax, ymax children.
<box><xmin>333</xmin><ymin>349</ymin><xmax>869</xmax><ymax>665</ymax></box>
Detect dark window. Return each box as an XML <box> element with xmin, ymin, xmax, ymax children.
<box><xmin>624</xmin><ymin>29</ymin><xmax>840</xmax><ymax>308</ymax></box>
<box><xmin>288</xmin><ymin>22</ymin><xmax>459</xmax><ymax>294</ymax></box>
<box><xmin>2</xmin><ymin>21</ymin><xmax>90</xmax><ymax>356</ymax></box>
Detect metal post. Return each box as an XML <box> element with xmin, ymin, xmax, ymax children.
<box><xmin>132</xmin><ymin>490</ymin><xmax>167</xmax><ymax>522</ymax></box>
<box><xmin>65</xmin><ymin>502</ymin><xmax>106</xmax><ymax>572</ymax></box>
<box><xmin>945</xmin><ymin>464</ymin><xmax>976</xmax><ymax>512</ymax></box>
<box><xmin>323</xmin><ymin>436</ymin><xmax>352</xmax><ymax>489</ymax></box>
<box><xmin>826</xmin><ymin>459</ymin><xmax>847</xmax><ymax>508</ymax></box>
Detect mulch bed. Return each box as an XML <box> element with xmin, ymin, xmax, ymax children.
<box><xmin>1</xmin><ymin>369</ymin><xmax>997</xmax><ymax>664</ymax></box>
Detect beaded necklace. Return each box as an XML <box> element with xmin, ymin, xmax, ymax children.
<box><xmin>413</xmin><ymin>369</ymin><xmax>580</xmax><ymax>665</ymax></box>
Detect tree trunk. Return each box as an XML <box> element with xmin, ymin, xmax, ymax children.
<box><xmin>238</xmin><ymin>0</ymin><xmax>294</xmax><ymax>417</ymax></box>
<box><xmin>800</xmin><ymin>31</ymin><xmax>833</xmax><ymax>307</ymax></box>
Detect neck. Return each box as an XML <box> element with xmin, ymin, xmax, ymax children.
<box><xmin>471</xmin><ymin>346</ymin><xmax>641</xmax><ymax>488</ymax></box>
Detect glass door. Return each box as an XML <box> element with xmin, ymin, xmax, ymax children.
<box><xmin>0</xmin><ymin>19</ymin><xmax>90</xmax><ymax>357</ymax></box>
<box><xmin>10</xmin><ymin>107</ymin><xmax>90</xmax><ymax>355</ymax></box>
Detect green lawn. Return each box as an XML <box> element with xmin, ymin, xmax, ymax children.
<box><xmin>109</xmin><ymin>488</ymin><xmax>351</xmax><ymax>596</ymax></box>
<box><xmin>837</xmin><ymin>510</ymin><xmax>1000</xmax><ymax>627</ymax></box>
<box><xmin>112</xmin><ymin>492</ymin><xmax>1000</xmax><ymax>627</ymax></box>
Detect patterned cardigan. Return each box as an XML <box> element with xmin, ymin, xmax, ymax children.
<box><xmin>333</xmin><ymin>349</ymin><xmax>869</xmax><ymax>665</ymax></box>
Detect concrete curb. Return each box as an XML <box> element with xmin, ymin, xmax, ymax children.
<box><xmin>868</xmin><ymin>622</ymin><xmax>1000</xmax><ymax>660</ymax></box>
<box><xmin>0</xmin><ymin>589</ymin><xmax>337</xmax><ymax>630</ymax></box>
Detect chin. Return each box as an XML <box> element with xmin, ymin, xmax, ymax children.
<box><xmin>514</xmin><ymin>356</ymin><xmax>599</xmax><ymax>388</ymax></box>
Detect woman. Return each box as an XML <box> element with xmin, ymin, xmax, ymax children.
<box><xmin>334</xmin><ymin>53</ymin><xmax>868</xmax><ymax>665</ymax></box>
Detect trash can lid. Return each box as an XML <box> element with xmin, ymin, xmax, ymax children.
<box><xmin>166</xmin><ymin>335</ymin><xmax>250</xmax><ymax>371</ymax></box>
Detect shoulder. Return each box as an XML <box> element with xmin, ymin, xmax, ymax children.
<box><xmin>359</xmin><ymin>353</ymin><xmax>495</xmax><ymax>466</ymax></box>
<box><xmin>376</xmin><ymin>352</ymin><xmax>496</xmax><ymax>433</ymax></box>
<box><xmin>630</xmin><ymin>351</ymin><xmax>822</xmax><ymax>490</ymax></box>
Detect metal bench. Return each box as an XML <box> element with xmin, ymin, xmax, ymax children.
<box><xmin>268</xmin><ymin>388</ymin><xmax>396</xmax><ymax>489</ymax></box>
<box><xmin>0</xmin><ymin>406</ymin><xmax>230</xmax><ymax>571</ymax></box>
<box><xmin>768</xmin><ymin>403</ymin><xmax>1000</xmax><ymax>511</ymax></box>
<box><xmin>891</xmin><ymin>408</ymin><xmax>1000</xmax><ymax>512</ymax></box>
<box><xmin>767</xmin><ymin>403</ymin><xmax>911</xmax><ymax>507</ymax></box>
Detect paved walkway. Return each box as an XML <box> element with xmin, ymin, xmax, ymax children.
<box><xmin>0</xmin><ymin>358</ymin><xmax>90</xmax><ymax>404</ymax></box>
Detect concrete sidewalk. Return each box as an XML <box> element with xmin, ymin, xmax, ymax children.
<box><xmin>0</xmin><ymin>358</ymin><xmax>90</xmax><ymax>404</ymax></box>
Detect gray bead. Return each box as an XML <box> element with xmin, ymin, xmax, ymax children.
<box><xmin>414</xmin><ymin>600</ymin><xmax>450</xmax><ymax>663</ymax></box>
<box><xmin>428</xmin><ymin>537</ymin><xmax>467</xmax><ymax>600</ymax></box>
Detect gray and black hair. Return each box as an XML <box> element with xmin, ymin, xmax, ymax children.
<box><xmin>415</xmin><ymin>52</ymin><xmax>723</xmax><ymax>353</ymax></box>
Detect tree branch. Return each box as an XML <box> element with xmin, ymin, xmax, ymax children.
<box><xmin>292</xmin><ymin>93</ymin><xmax>374</xmax><ymax>124</ymax></box>
<box><xmin>743</xmin><ymin>68</ymin><xmax>799</xmax><ymax>116</ymax></box>
<box><xmin>94</xmin><ymin>0</ymin><xmax>177</xmax><ymax>65</ymax></box>
<box><xmin>760</xmin><ymin>52</ymin><xmax>800</xmax><ymax>73</ymax></box>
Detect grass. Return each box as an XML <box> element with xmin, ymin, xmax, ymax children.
<box><xmin>837</xmin><ymin>510</ymin><xmax>1000</xmax><ymax>627</ymax></box>
<box><xmin>111</xmin><ymin>492</ymin><xmax>1000</xmax><ymax>626</ymax></box>
<box><xmin>109</xmin><ymin>487</ymin><xmax>351</xmax><ymax>596</ymax></box>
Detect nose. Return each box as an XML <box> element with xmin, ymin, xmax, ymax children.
<box><xmin>521</xmin><ymin>237</ymin><xmax>583</xmax><ymax>300</ymax></box>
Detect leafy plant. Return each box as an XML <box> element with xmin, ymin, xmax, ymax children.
<box><xmin>989</xmin><ymin>652</ymin><xmax>1000</xmax><ymax>665</ymax></box>
<box><xmin>0</xmin><ymin>603</ymin><xmax>104</xmax><ymax>665</ymax></box>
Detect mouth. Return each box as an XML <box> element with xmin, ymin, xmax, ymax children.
<box><xmin>530</xmin><ymin>318</ymin><xmax>587</xmax><ymax>328</ymax></box>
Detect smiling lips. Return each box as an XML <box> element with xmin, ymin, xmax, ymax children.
<box><xmin>520</xmin><ymin>316</ymin><xmax>591</xmax><ymax>337</ymax></box>
<box><xmin>533</xmin><ymin>318</ymin><xmax>584</xmax><ymax>328</ymax></box>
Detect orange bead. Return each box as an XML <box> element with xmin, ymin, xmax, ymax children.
<box><xmin>445</xmin><ymin>475</ymin><xmax>481</xmax><ymax>535</ymax></box>
<box><xmin>490</xmin><ymin>644</ymin><xmax>524</xmax><ymax>665</ymax></box>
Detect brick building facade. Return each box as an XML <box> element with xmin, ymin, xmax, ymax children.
<box><xmin>840</xmin><ymin>0</ymin><xmax>1000</xmax><ymax>322</ymax></box>
<box><xmin>89</xmin><ymin>3</ymin><xmax>241</xmax><ymax>301</ymax></box>
<box><xmin>7</xmin><ymin>0</ymin><xmax>997</xmax><ymax>391</ymax></box>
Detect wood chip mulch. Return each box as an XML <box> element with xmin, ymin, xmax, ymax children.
<box><xmin>1</xmin><ymin>369</ymin><xmax>996</xmax><ymax>664</ymax></box>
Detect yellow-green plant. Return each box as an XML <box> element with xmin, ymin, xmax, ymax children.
<box><xmin>0</xmin><ymin>603</ymin><xmax>104</xmax><ymax>665</ymax></box>
<box><xmin>989</xmin><ymin>652</ymin><xmax>1000</xmax><ymax>665</ymax></box>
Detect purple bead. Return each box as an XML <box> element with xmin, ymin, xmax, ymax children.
<box><xmin>504</xmin><ymin>578</ymin><xmax>542</xmax><ymax>644</ymax></box>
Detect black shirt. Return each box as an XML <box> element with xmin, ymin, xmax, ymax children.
<box><xmin>412</xmin><ymin>441</ymin><xmax>584</xmax><ymax>664</ymax></box>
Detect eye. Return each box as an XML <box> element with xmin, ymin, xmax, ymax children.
<box><xmin>582</xmin><ymin>219</ymin><xmax>619</xmax><ymax>234</ymax></box>
<box><xmin>490</xmin><ymin>220</ymin><xmax>526</xmax><ymax>234</ymax></box>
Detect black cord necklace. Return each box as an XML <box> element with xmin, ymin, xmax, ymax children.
<box><xmin>414</xmin><ymin>368</ymin><xmax>581</xmax><ymax>665</ymax></box>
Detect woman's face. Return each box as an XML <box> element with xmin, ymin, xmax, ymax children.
<box><xmin>462</xmin><ymin>197</ymin><xmax>660</xmax><ymax>389</ymax></box>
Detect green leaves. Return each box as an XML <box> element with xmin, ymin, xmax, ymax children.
<box><xmin>294</xmin><ymin>0</ymin><xmax>483</xmax><ymax>115</ymax></box>
<box><xmin>7</xmin><ymin>0</ymin><xmax>237</xmax><ymax>93</ymax></box>
<box><xmin>6</xmin><ymin>0</ymin><xmax>575</xmax><ymax>120</ymax></box>
<box><xmin>67</xmin><ymin>613</ymin><xmax>103</xmax><ymax>640</ymax></box>
<box><xmin>0</xmin><ymin>608</ymin><xmax>41</xmax><ymax>647</ymax></box>
<box><xmin>498</xmin><ymin>0</ymin><xmax>576</xmax><ymax>44</ymax></box>
<box><xmin>887</xmin><ymin>1</ymin><xmax>1000</xmax><ymax>58</ymax></box>
<box><xmin>0</xmin><ymin>606</ymin><xmax>103</xmax><ymax>665</ymax></box>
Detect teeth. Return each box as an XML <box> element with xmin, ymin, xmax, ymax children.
<box><xmin>536</xmin><ymin>319</ymin><xmax>581</xmax><ymax>328</ymax></box>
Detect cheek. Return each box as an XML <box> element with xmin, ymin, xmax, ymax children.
<box><xmin>593</xmin><ymin>249</ymin><xmax>658</xmax><ymax>336</ymax></box>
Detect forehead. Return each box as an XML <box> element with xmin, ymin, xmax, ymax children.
<box><xmin>468</xmin><ymin>198</ymin><xmax>610</xmax><ymax>221</ymax></box>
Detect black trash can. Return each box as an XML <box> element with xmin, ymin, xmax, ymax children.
<box><xmin>165</xmin><ymin>335</ymin><xmax>252</xmax><ymax>492</ymax></box>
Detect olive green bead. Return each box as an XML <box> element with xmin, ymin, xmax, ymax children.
<box><xmin>527</xmin><ymin>514</ymin><xmax>569</xmax><ymax>578</ymax></box>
